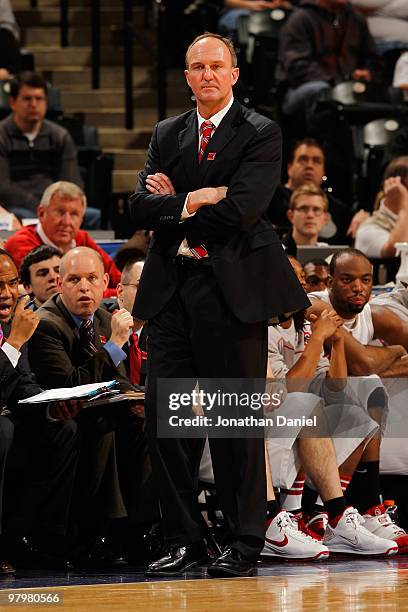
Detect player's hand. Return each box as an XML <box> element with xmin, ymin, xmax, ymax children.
<box><xmin>7</xmin><ymin>296</ymin><xmax>39</xmax><ymax>351</ymax></box>
<box><xmin>110</xmin><ymin>308</ymin><xmax>134</xmax><ymax>347</ymax></box>
<box><xmin>309</xmin><ymin>309</ymin><xmax>343</xmax><ymax>342</ymax></box>
<box><xmin>49</xmin><ymin>399</ymin><xmax>83</xmax><ymax>420</ymax></box>
<box><xmin>146</xmin><ymin>173</ymin><xmax>176</xmax><ymax>195</ymax></box>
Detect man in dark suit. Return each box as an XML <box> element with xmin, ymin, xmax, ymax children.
<box><xmin>130</xmin><ymin>33</ymin><xmax>309</xmax><ymax>578</ymax></box>
<box><xmin>0</xmin><ymin>248</ymin><xmax>79</xmax><ymax>572</ymax></box>
<box><xmin>28</xmin><ymin>246</ymin><xmax>136</xmax><ymax>568</ymax></box>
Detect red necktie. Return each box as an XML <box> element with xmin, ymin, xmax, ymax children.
<box><xmin>198</xmin><ymin>120</ymin><xmax>214</xmax><ymax>164</ymax></box>
<box><xmin>190</xmin><ymin>121</ymin><xmax>215</xmax><ymax>258</ymax></box>
<box><xmin>129</xmin><ymin>331</ymin><xmax>142</xmax><ymax>386</ymax></box>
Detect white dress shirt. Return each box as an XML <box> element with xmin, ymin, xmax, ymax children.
<box><xmin>178</xmin><ymin>96</ymin><xmax>235</xmax><ymax>257</ymax></box>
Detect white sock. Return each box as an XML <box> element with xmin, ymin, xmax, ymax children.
<box><xmin>280</xmin><ymin>476</ymin><xmax>305</xmax><ymax>512</ymax></box>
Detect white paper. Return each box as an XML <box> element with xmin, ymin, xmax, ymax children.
<box><xmin>18</xmin><ymin>380</ymin><xmax>118</xmax><ymax>404</ymax></box>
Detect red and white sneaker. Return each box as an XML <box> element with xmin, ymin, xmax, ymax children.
<box><xmin>299</xmin><ymin>512</ymin><xmax>328</xmax><ymax>541</ymax></box>
<box><xmin>363</xmin><ymin>504</ymin><xmax>408</xmax><ymax>554</ymax></box>
<box><xmin>262</xmin><ymin>511</ymin><xmax>329</xmax><ymax>561</ymax></box>
<box><xmin>323</xmin><ymin>507</ymin><xmax>398</xmax><ymax>557</ymax></box>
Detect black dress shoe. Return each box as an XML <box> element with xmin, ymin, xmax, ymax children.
<box><xmin>0</xmin><ymin>560</ymin><xmax>15</xmax><ymax>575</ymax></box>
<box><xmin>128</xmin><ymin>523</ymin><xmax>167</xmax><ymax>564</ymax></box>
<box><xmin>5</xmin><ymin>537</ymin><xmax>72</xmax><ymax>571</ymax></box>
<box><xmin>145</xmin><ymin>542</ymin><xmax>208</xmax><ymax>576</ymax></box>
<box><xmin>207</xmin><ymin>548</ymin><xmax>255</xmax><ymax>578</ymax></box>
<box><xmin>73</xmin><ymin>536</ymin><xmax>127</xmax><ymax>569</ymax></box>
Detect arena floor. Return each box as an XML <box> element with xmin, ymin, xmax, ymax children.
<box><xmin>1</xmin><ymin>557</ymin><xmax>407</xmax><ymax>611</ymax></box>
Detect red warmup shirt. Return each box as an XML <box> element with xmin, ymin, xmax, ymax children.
<box><xmin>4</xmin><ymin>225</ymin><xmax>121</xmax><ymax>297</ymax></box>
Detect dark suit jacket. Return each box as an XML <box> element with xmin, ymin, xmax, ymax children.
<box><xmin>0</xmin><ymin>322</ymin><xmax>45</xmax><ymax>420</ymax></box>
<box><xmin>28</xmin><ymin>294</ymin><xmax>133</xmax><ymax>391</ymax></box>
<box><xmin>129</xmin><ymin>100</ymin><xmax>309</xmax><ymax>324</ymax></box>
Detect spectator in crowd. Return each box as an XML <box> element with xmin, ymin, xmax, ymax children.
<box><xmin>355</xmin><ymin>156</ymin><xmax>408</xmax><ymax>258</ymax></box>
<box><xmin>303</xmin><ymin>257</ymin><xmax>329</xmax><ymax>292</ymax></box>
<box><xmin>283</xmin><ymin>184</ymin><xmax>330</xmax><ymax>253</ymax></box>
<box><xmin>20</xmin><ymin>245</ymin><xmax>61</xmax><ymax>310</ymax></box>
<box><xmin>28</xmin><ymin>247</ymin><xmax>141</xmax><ymax>568</ymax></box>
<box><xmin>0</xmin><ymin>71</ymin><xmax>100</xmax><ymax>228</ymax></box>
<box><xmin>269</xmin><ymin>138</ymin><xmax>354</xmax><ymax>244</ymax></box>
<box><xmin>0</xmin><ymin>248</ymin><xmax>80</xmax><ymax>571</ymax></box>
<box><xmin>4</xmin><ymin>181</ymin><xmax>121</xmax><ymax>295</ymax></box>
<box><xmin>218</xmin><ymin>0</ymin><xmax>292</xmax><ymax>37</ymax></box>
<box><xmin>276</xmin><ymin>0</ymin><xmax>380</xmax><ymax>119</ymax></box>
<box><xmin>351</xmin><ymin>0</ymin><xmax>408</xmax><ymax>54</ymax></box>
<box><xmin>393</xmin><ymin>51</ymin><xmax>408</xmax><ymax>101</ymax></box>
<box><xmin>387</xmin><ymin>52</ymin><xmax>408</xmax><ymax>160</ymax></box>
<box><xmin>0</xmin><ymin>0</ymin><xmax>21</xmax><ymax>80</ymax></box>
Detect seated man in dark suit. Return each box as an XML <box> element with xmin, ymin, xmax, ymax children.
<box><xmin>28</xmin><ymin>246</ymin><xmax>139</xmax><ymax>568</ymax></box>
<box><xmin>0</xmin><ymin>248</ymin><xmax>79</xmax><ymax>572</ymax></box>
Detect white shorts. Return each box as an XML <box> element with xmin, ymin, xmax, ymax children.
<box><xmin>266</xmin><ymin>391</ymin><xmax>378</xmax><ymax>490</ymax></box>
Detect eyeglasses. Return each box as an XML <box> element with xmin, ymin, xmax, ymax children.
<box><xmin>293</xmin><ymin>205</ymin><xmax>326</xmax><ymax>216</ymax></box>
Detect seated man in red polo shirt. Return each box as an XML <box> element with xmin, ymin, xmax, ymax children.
<box><xmin>4</xmin><ymin>181</ymin><xmax>120</xmax><ymax>296</ymax></box>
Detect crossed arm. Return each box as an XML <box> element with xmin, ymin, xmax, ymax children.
<box><xmin>306</xmin><ymin>300</ymin><xmax>406</xmax><ymax>376</ymax></box>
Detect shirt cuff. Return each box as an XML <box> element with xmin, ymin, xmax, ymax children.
<box><xmin>1</xmin><ymin>342</ymin><xmax>21</xmax><ymax>368</ymax></box>
<box><xmin>103</xmin><ymin>340</ymin><xmax>127</xmax><ymax>367</ymax></box>
<box><xmin>180</xmin><ymin>194</ymin><xmax>196</xmax><ymax>221</ymax></box>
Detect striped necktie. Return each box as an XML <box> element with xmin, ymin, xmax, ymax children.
<box><xmin>198</xmin><ymin>120</ymin><xmax>214</xmax><ymax>164</ymax></box>
<box><xmin>79</xmin><ymin>319</ymin><xmax>98</xmax><ymax>358</ymax></box>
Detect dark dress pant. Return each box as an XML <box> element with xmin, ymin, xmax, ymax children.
<box><xmin>145</xmin><ymin>261</ymin><xmax>267</xmax><ymax>560</ymax></box>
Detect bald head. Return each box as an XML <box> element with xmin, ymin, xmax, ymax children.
<box><xmin>60</xmin><ymin>247</ymin><xmax>104</xmax><ymax>278</ymax></box>
<box><xmin>58</xmin><ymin>247</ymin><xmax>108</xmax><ymax>317</ymax></box>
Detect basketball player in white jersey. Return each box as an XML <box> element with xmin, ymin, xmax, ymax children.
<box><xmin>265</xmin><ymin>256</ymin><xmax>396</xmax><ymax>558</ymax></box>
<box><xmin>307</xmin><ymin>248</ymin><xmax>408</xmax><ymax>552</ymax></box>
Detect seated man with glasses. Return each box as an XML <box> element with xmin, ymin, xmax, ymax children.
<box><xmin>283</xmin><ymin>184</ymin><xmax>330</xmax><ymax>255</ymax></box>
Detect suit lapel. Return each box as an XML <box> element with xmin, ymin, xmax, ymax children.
<box><xmin>198</xmin><ymin>100</ymin><xmax>242</xmax><ymax>185</ymax></box>
<box><xmin>178</xmin><ymin>110</ymin><xmax>199</xmax><ymax>186</ymax></box>
<box><xmin>94</xmin><ymin>310</ymin><xmax>109</xmax><ymax>349</ymax></box>
<box><xmin>54</xmin><ymin>295</ymin><xmax>80</xmax><ymax>339</ymax></box>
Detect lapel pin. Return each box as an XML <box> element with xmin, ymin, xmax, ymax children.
<box><xmin>207</xmin><ymin>152</ymin><xmax>216</xmax><ymax>161</ymax></box>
